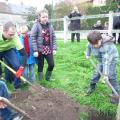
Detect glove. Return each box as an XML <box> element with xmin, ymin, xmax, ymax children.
<box><xmin>15</xmin><ymin>66</ymin><xmax>24</xmax><ymax>78</ymax></box>
<box><xmin>53</xmin><ymin>50</ymin><xmax>56</xmax><ymax>55</ymax></box>
<box><xmin>33</xmin><ymin>52</ymin><xmax>39</xmax><ymax>57</ymax></box>
<box><xmin>103</xmin><ymin>75</ymin><xmax>108</xmax><ymax>81</ymax></box>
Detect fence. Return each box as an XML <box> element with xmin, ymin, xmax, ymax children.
<box><xmin>52</xmin><ymin>11</ymin><xmax>120</xmax><ymax>43</ymax></box>
<box><xmin>0</xmin><ymin>11</ymin><xmax>120</xmax><ymax>43</ymax></box>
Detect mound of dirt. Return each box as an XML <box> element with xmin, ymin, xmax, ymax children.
<box><xmin>10</xmin><ymin>85</ymin><xmax>87</xmax><ymax>120</ymax></box>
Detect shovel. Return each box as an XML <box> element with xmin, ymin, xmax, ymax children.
<box><xmin>0</xmin><ymin>60</ymin><xmax>41</xmax><ymax>92</ymax></box>
<box><xmin>0</xmin><ymin>96</ymin><xmax>31</xmax><ymax>119</ymax></box>
<box><xmin>89</xmin><ymin>59</ymin><xmax>119</xmax><ymax>99</ymax></box>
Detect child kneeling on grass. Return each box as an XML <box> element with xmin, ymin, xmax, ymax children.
<box><xmin>0</xmin><ymin>80</ymin><xmax>23</xmax><ymax>120</ymax></box>
<box><xmin>86</xmin><ymin>31</ymin><xmax>119</xmax><ymax>104</ymax></box>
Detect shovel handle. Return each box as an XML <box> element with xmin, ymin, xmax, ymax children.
<box><xmin>89</xmin><ymin>59</ymin><xmax>119</xmax><ymax>97</ymax></box>
<box><xmin>0</xmin><ymin>60</ymin><xmax>33</xmax><ymax>86</ymax></box>
<box><xmin>0</xmin><ymin>96</ymin><xmax>31</xmax><ymax>119</ymax></box>
<box><xmin>0</xmin><ymin>60</ymin><xmax>40</xmax><ymax>92</ymax></box>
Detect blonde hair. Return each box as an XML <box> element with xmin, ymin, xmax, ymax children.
<box><xmin>20</xmin><ymin>25</ymin><xmax>28</xmax><ymax>34</ymax></box>
<box><xmin>38</xmin><ymin>9</ymin><xmax>48</xmax><ymax>17</ymax></box>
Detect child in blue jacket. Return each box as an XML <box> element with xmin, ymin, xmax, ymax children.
<box><xmin>19</xmin><ymin>25</ymin><xmax>36</xmax><ymax>83</ymax></box>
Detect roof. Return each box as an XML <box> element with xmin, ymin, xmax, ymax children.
<box><xmin>0</xmin><ymin>2</ymin><xmax>11</xmax><ymax>14</ymax></box>
<box><xmin>0</xmin><ymin>2</ymin><xmax>36</xmax><ymax>15</ymax></box>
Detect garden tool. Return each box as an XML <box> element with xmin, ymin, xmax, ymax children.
<box><xmin>0</xmin><ymin>60</ymin><xmax>41</xmax><ymax>91</ymax></box>
<box><xmin>89</xmin><ymin>59</ymin><xmax>119</xmax><ymax>100</ymax></box>
<box><xmin>0</xmin><ymin>96</ymin><xmax>31</xmax><ymax>119</ymax></box>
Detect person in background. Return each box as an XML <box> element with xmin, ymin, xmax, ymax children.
<box><xmin>0</xmin><ymin>81</ymin><xmax>23</xmax><ymax>120</ymax></box>
<box><xmin>68</xmin><ymin>6</ymin><xmax>82</xmax><ymax>42</ymax></box>
<box><xmin>104</xmin><ymin>21</ymin><xmax>108</xmax><ymax>30</ymax></box>
<box><xmin>92</xmin><ymin>20</ymin><xmax>104</xmax><ymax>30</ymax></box>
<box><xmin>86</xmin><ymin>31</ymin><xmax>119</xmax><ymax>104</ymax></box>
<box><xmin>113</xmin><ymin>2</ymin><xmax>120</xmax><ymax>44</ymax></box>
<box><xmin>31</xmin><ymin>9</ymin><xmax>57</xmax><ymax>81</ymax></box>
<box><xmin>18</xmin><ymin>25</ymin><xmax>36</xmax><ymax>83</ymax></box>
<box><xmin>0</xmin><ymin>21</ymin><xmax>27</xmax><ymax>90</ymax></box>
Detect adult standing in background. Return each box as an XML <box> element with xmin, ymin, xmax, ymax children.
<box><xmin>113</xmin><ymin>2</ymin><xmax>120</xmax><ymax>44</ymax></box>
<box><xmin>68</xmin><ymin>6</ymin><xmax>82</xmax><ymax>42</ymax></box>
<box><xmin>92</xmin><ymin>20</ymin><xmax>104</xmax><ymax>30</ymax></box>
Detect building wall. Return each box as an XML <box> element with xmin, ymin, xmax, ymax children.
<box><xmin>93</xmin><ymin>0</ymin><xmax>106</xmax><ymax>6</ymax></box>
<box><xmin>68</xmin><ymin>0</ymin><xmax>91</xmax><ymax>4</ymax></box>
<box><xmin>0</xmin><ymin>13</ymin><xmax>27</xmax><ymax>25</ymax></box>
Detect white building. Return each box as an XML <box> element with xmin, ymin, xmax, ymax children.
<box><xmin>93</xmin><ymin>0</ymin><xmax>106</xmax><ymax>6</ymax></box>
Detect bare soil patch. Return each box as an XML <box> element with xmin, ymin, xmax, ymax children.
<box><xmin>10</xmin><ymin>85</ymin><xmax>115</xmax><ymax>120</ymax></box>
<box><xmin>11</xmin><ymin>86</ymin><xmax>83</xmax><ymax>120</ymax></box>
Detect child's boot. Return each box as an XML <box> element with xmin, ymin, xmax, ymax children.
<box><xmin>38</xmin><ymin>72</ymin><xmax>43</xmax><ymax>80</ymax></box>
<box><xmin>45</xmin><ymin>70</ymin><xmax>52</xmax><ymax>81</ymax></box>
<box><xmin>86</xmin><ymin>83</ymin><xmax>96</xmax><ymax>95</ymax></box>
<box><xmin>111</xmin><ymin>90</ymin><xmax>119</xmax><ymax>104</ymax></box>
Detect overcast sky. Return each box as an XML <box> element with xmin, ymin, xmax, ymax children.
<box><xmin>0</xmin><ymin>0</ymin><xmax>58</xmax><ymax>10</ymax></box>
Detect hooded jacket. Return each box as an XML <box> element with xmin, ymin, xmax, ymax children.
<box><xmin>86</xmin><ymin>34</ymin><xmax>119</xmax><ymax>76</ymax></box>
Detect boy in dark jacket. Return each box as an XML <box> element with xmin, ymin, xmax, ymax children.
<box><xmin>31</xmin><ymin>9</ymin><xmax>57</xmax><ymax>81</ymax></box>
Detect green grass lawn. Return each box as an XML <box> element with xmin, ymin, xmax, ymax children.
<box><xmin>4</xmin><ymin>40</ymin><xmax>120</xmax><ymax>118</ymax></box>
<box><xmin>38</xmin><ymin>40</ymin><xmax>120</xmax><ymax>116</ymax></box>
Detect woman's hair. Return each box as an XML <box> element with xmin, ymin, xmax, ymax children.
<box><xmin>87</xmin><ymin>31</ymin><xmax>102</xmax><ymax>44</ymax></box>
<box><xmin>38</xmin><ymin>8</ymin><xmax>48</xmax><ymax>17</ymax></box>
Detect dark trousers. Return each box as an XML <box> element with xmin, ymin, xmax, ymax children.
<box><xmin>0</xmin><ymin>49</ymin><xmax>21</xmax><ymax>89</ymax></box>
<box><xmin>113</xmin><ymin>33</ymin><xmax>120</xmax><ymax>44</ymax></box>
<box><xmin>0</xmin><ymin>81</ymin><xmax>13</xmax><ymax>120</ymax></box>
<box><xmin>37</xmin><ymin>52</ymin><xmax>54</xmax><ymax>72</ymax></box>
<box><xmin>0</xmin><ymin>63</ymin><xmax>2</xmax><ymax>77</ymax></box>
<box><xmin>71</xmin><ymin>33</ymin><xmax>80</xmax><ymax>42</ymax></box>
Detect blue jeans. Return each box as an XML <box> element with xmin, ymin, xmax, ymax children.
<box><xmin>0</xmin><ymin>49</ymin><xmax>21</xmax><ymax>89</ymax></box>
<box><xmin>90</xmin><ymin>61</ymin><xmax>118</xmax><ymax>91</ymax></box>
<box><xmin>23</xmin><ymin>64</ymin><xmax>36</xmax><ymax>82</ymax></box>
<box><xmin>90</xmin><ymin>63</ymin><xmax>103</xmax><ymax>85</ymax></box>
<box><xmin>0</xmin><ymin>63</ymin><xmax>2</xmax><ymax>77</ymax></box>
<box><xmin>0</xmin><ymin>81</ymin><xmax>13</xmax><ymax>120</ymax></box>
<box><xmin>4</xmin><ymin>67</ymin><xmax>14</xmax><ymax>83</ymax></box>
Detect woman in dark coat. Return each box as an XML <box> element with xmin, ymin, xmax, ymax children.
<box><xmin>68</xmin><ymin>6</ymin><xmax>82</xmax><ymax>42</ymax></box>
